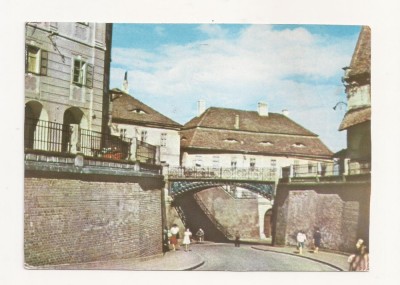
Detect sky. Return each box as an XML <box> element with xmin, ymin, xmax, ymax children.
<box><xmin>110</xmin><ymin>24</ymin><xmax>361</xmax><ymax>152</ymax></box>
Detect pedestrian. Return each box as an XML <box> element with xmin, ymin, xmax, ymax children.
<box><xmin>182</xmin><ymin>228</ymin><xmax>192</xmax><ymax>251</ymax></box>
<box><xmin>196</xmin><ymin>228</ymin><xmax>205</xmax><ymax>243</ymax></box>
<box><xmin>313</xmin><ymin>227</ymin><xmax>322</xmax><ymax>253</ymax></box>
<box><xmin>234</xmin><ymin>231</ymin><xmax>241</xmax><ymax>247</ymax></box>
<box><xmin>163</xmin><ymin>226</ymin><xmax>171</xmax><ymax>254</ymax></box>
<box><xmin>170</xmin><ymin>224</ymin><xmax>180</xmax><ymax>251</ymax></box>
<box><xmin>296</xmin><ymin>230</ymin><xmax>307</xmax><ymax>255</ymax></box>
<box><xmin>348</xmin><ymin>238</ymin><xmax>369</xmax><ymax>271</ymax></box>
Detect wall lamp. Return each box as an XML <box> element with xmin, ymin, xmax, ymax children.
<box><xmin>333</xmin><ymin>101</ymin><xmax>347</xmax><ymax>110</ymax></box>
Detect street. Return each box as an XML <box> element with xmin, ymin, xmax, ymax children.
<box><xmin>191</xmin><ymin>243</ymin><xmax>338</xmax><ymax>271</ymax></box>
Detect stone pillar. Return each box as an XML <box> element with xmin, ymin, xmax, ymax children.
<box><xmin>129</xmin><ymin>138</ymin><xmax>137</xmax><ymax>161</ymax></box>
<box><xmin>155</xmin><ymin>146</ymin><xmax>161</xmax><ymax>165</ymax></box>
<box><xmin>69</xmin><ymin>124</ymin><xmax>80</xmax><ymax>154</ymax></box>
<box><xmin>343</xmin><ymin>158</ymin><xmax>350</xmax><ymax>175</ymax></box>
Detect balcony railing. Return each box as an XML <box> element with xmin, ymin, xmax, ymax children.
<box><xmin>136</xmin><ymin>139</ymin><xmax>156</xmax><ymax>164</ymax></box>
<box><xmin>24</xmin><ymin>118</ymin><xmax>157</xmax><ymax>164</ymax></box>
<box><xmin>282</xmin><ymin>159</ymin><xmax>371</xmax><ymax>181</ymax></box>
<box><xmin>167</xmin><ymin>166</ymin><xmax>277</xmax><ymax>181</ymax></box>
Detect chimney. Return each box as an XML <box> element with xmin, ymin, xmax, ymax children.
<box><xmin>197</xmin><ymin>100</ymin><xmax>206</xmax><ymax>116</ymax></box>
<box><xmin>257</xmin><ymin>102</ymin><xmax>268</xmax><ymax>116</ymax></box>
<box><xmin>234</xmin><ymin>115</ymin><xmax>240</xmax><ymax>129</ymax></box>
<box><xmin>122</xmin><ymin>71</ymin><xmax>129</xmax><ymax>93</ymax></box>
<box><xmin>282</xmin><ymin>109</ymin><xmax>289</xmax><ymax>117</ymax></box>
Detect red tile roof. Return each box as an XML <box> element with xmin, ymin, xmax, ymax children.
<box><xmin>347</xmin><ymin>26</ymin><xmax>371</xmax><ymax>78</ymax></box>
<box><xmin>181</xmin><ymin>107</ymin><xmax>333</xmax><ymax>159</ymax></box>
<box><xmin>110</xmin><ymin>88</ymin><xmax>182</xmax><ymax>129</ymax></box>
<box><xmin>183</xmin><ymin>107</ymin><xmax>316</xmax><ymax>136</ymax></box>
<box><xmin>339</xmin><ymin>106</ymin><xmax>371</xmax><ymax>130</ymax></box>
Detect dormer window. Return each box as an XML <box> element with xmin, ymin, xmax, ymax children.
<box><xmin>259</xmin><ymin>141</ymin><xmax>273</xmax><ymax>146</ymax></box>
<box><xmin>130</xmin><ymin>108</ymin><xmax>147</xmax><ymax>114</ymax></box>
<box><xmin>293</xmin><ymin>142</ymin><xmax>306</xmax><ymax>148</ymax></box>
<box><xmin>224</xmin><ymin>138</ymin><xmax>239</xmax><ymax>143</ymax></box>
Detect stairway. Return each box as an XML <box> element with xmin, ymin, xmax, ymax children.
<box><xmin>174</xmin><ymin>191</ymin><xmax>231</xmax><ymax>243</ymax></box>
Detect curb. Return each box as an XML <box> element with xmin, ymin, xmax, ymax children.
<box><xmin>251</xmin><ymin>246</ymin><xmax>345</xmax><ymax>271</ymax></box>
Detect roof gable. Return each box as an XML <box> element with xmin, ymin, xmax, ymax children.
<box><xmin>110</xmin><ymin>89</ymin><xmax>182</xmax><ymax>128</ymax></box>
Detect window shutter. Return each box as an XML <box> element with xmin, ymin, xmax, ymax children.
<box><xmin>86</xmin><ymin>63</ymin><xmax>94</xmax><ymax>88</ymax></box>
<box><xmin>40</xmin><ymin>50</ymin><xmax>48</xmax><ymax>75</ymax></box>
<box><xmin>25</xmin><ymin>45</ymin><xmax>28</xmax><ymax>72</ymax></box>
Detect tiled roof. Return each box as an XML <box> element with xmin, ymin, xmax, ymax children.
<box><xmin>183</xmin><ymin>107</ymin><xmax>316</xmax><ymax>136</ymax></box>
<box><xmin>339</xmin><ymin>106</ymin><xmax>371</xmax><ymax>130</ymax></box>
<box><xmin>180</xmin><ymin>128</ymin><xmax>333</xmax><ymax>158</ymax></box>
<box><xmin>110</xmin><ymin>89</ymin><xmax>182</xmax><ymax>128</ymax></box>
<box><xmin>181</xmin><ymin>107</ymin><xmax>332</xmax><ymax>158</ymax></box>
<box><xmin>347</xmin><ymin>26</ymin><xmax>371</xmax><ymax>78</ymax></box>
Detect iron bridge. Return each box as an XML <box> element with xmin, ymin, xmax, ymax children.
<box><xmin>166</xmin><ymin>166</ymin><xmax>276</xmax><ymax>200</ymax></box>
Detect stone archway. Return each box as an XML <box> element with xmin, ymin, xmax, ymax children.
<box><xmin>263</xmin><ymin>209</ymin><xmax>272</xmax><ymax>238</ymax></box>
<box><xmin>25</xmin><ymin>101</ymin><xmax>49</xmax><ymax>150</ymax></box>
<box><xmin>62</xmin><ymin>107</ymin><xmax>88</xmax><ymax>152</ymax></box>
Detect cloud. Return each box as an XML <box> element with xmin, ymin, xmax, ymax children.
<box><xmin>110</xmin><ymin>24</ymin><xmax>358</xmax><ymax>151</ymax></box>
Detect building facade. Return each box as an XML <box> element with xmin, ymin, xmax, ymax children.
<box><xmin>339</xmin><ymin>26</ymin><xmax>371</xmax><ymax>171</ymax></box>
<box><xmin>180</xmin><ymin>101</ymin><xmax>333</xmax><ymax>173</ymax></box>
<box><xmin>109</xmin><ymin>84</ymin><xmax>182</xmax><ymax>166</ymax></box>
<box><xmin>24</xmin><ymin>23</ymin><xmax>165</xmax><ymax>267</ymax></box>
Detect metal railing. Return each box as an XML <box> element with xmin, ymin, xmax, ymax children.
<box><xmin>292</xmin><ymin>162</ymin><xmax>339</xmax><ymax>177</ymax></box>
<box><xmin>167</xmin><ymin>166</ymin><xmax>277</xmax><ymax>181</ymax></box>
<box><xmin>136</xmin><ymin>139</ymin><xmax>156</xmax><ymax>164</ymax></box>
<box><xmin>80</xmin><ymin>128</ymin><xmax>131</xmax><ymax>159</ymax></box>
<box><xmin>348</xmin><ymin>160</ymin><xmax>371</xmax><ymax>175</ymax></box>
<box><xmin>25</xmin><ymin>118</ymin><xmax>70</xmax><ymax>153</ymax></box>
<box><xmin>24</xmin><ymin>118</ymin><xmax>133</xmax><ymax>161</ymax></box>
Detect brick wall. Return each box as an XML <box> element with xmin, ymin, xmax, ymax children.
<box><xmin>24</xmin><ymin>177</ymin><xmax>162</xmax><ymax>266</ymax></box>
<box><xmin>273</xmin><ymin>182</ymin><xmax>370</xmax><ymax>252</ymax></box>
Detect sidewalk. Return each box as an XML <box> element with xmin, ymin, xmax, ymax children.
<box><xmin>28</xmin><ymin>249</ymin><xmax>204</xmax><ymax>271</ymax></box>
<box><xmin>251</xmin><ymin>245</ymin><xmax>350</xmax><ymax>271</ymax></box>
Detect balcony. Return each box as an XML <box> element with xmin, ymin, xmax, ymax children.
<box><xmin>281</xmin><ymin>160</ymin><xmax>371</xmax><ymax>183</ymax></box>
<box><xmin>24</xmin><ymin>118</ymin><xmax>160</xmax><ymax>172</ymax></box>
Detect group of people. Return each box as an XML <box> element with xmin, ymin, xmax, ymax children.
<box><xmin>163</xmin><ymin>224</ymin><xmax>205</xmax><ymax>252</ymax></box>
<box><xmin>295</xmin><ymin>228</ymin><xmax>369</xmax><ymax>271</ymax></box>
<box><xmin>296</xmin><ymin>228</ymin><xmax>321</xmax><ymax>255</ymax></box>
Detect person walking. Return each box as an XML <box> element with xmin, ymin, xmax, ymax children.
<box><xmin>196</xmin><ymin>228</ymin><xmax>205</xmax><ymax>243</ymax></box>
<box><xmin>182</xmin><ymin>228</ymin><xmax>192</xmax><ymax>251</ymax></box>
<box><xmin>313</xmin><ymin>228</ymin><xmax>322</xmax><ymax>253</ymax></box>
<box><xmin>348</xmin><ymin>238</ymin><xmax>369</xmax><ymax>271</ymax></box>
<box><xmin>234</xmin><ymin>231</ymin><xmax>241</xmax><ymax>247</ymax></box>
<box><xmin>169</xmin><ymin>224</ymin><xmax>180</xmax><ymax>251</ymax></box>
<box><xmin>296</xmin><ymin>230</ymin><xmax>307</xmax><ymax>255</ymax></box>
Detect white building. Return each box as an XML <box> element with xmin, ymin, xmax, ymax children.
<box><xmin>109</xmin><ymin>86</ymin><xmax>182</xmax><ymax>166</ymax></box>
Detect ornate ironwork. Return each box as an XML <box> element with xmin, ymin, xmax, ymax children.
<box><xmin>170</xmin><ymin>180</ymin><xmax>274</xmax><ymax>200</ymax></box>
<box><xmin>167</xmin><ymin>166</ymin><xmax>276</xmax><ymax>181</ymax></box>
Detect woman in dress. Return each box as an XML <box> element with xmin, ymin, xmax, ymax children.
<box><xmin>169</xmin><ymin>224</ymin><xmax>179</xmax><ymax>251</ymax></box>
<box><xmin>182</xmin><ymin>228</ymin><xmax>192</xmax><ymax>251</ymax></box>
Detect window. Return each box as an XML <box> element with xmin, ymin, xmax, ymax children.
<box><xmin>25</xmin><ymin>45</ymin><xmax>48</xmax><ymax>75</ymax></box>
<box><xmin>271</xmin><ymin>159</ymin><xmax>277</xmax><ymax>169</ymax></box>
<box><xmin>73</xmin><ymin>58</ymin><xmax>93</xmax><ymax>88</ymax></box>
<box><xmin>120</xmin><ymin>128</ymin><xmax>127</xmax><ymax>139</ymax></box>
<box><xmin>160</xmin><ymin>133</ymin><xmax>167</xmax><ymax>147</ymax></box>
<box><xmin>250</xmin><ymin>158</ymin><xmax>256</xmax><ymax>169</ymax></box>
<box><xmin>141</xmin><ymin>130</ymin><xmax>148</xmax><ymax>142</ymax></box>
<box><xmin>231</xmin><ymin>157</ymin><xmax>237</xmax><ymax>168</ymax></box>
<box><xmin>212</xmin><ymin>156</ymin><xmax>220</xmax><ymax>169</ymax></box>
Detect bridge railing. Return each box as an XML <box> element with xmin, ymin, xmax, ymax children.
<box><xmin>167</xmin><ymin>166</ymin><xmax>277</xmax><ymax>181</ymax></box>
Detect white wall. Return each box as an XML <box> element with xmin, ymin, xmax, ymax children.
<box><xmin>111</xmin><ymin>123</ymin><xmax>181</xmax><ymax>166</ymax></box>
